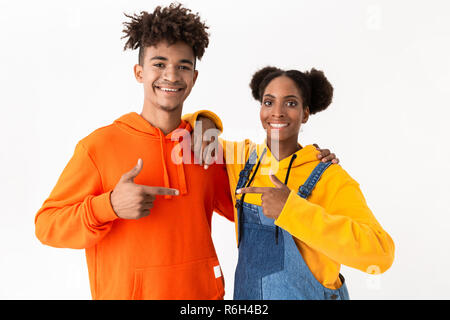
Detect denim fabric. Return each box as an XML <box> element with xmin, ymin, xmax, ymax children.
<box><xmin>297</xmin><ymin>161</ymin><xmax>332</xmax><ymax>199</ymax></box>
<box><xmin>234</xmin><ymin>157</ymin><xmax>350</xmax><ymax>300</ymax></box>
<box><xmin>236</xmin><ymin>150</ymin><xmax>259</xmax><ymax>191</ymax></box>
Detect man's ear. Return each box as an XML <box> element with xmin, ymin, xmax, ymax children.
<box><xmin>193</xmin><ymin>70</ymin><xmax>199</xmax><ymax>85</ymax></box>
<box><xmin>302</xmin><ymin>106</ymin><xmax>310</xmax><ymax>123</ymax></box>
<box><xmin>133</xmin><ymin>64</ymin><xmax>144</xmax><ymax>83</ymax></box>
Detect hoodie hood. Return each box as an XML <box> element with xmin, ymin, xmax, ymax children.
<box><xmin>114</xmin><ymin>112</ymin><xmax>192</xmax><ymax>139</ymax></box>
<box><xmin>114</xmin><ymin>112</ymin><xmax>192</xmax><ymax>198</ymax></box>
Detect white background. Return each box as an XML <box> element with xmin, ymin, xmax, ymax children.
<box><xmin>1</xmin><ymin>0</ymin><xmax>449</xmax><ymax>299</ymax></box>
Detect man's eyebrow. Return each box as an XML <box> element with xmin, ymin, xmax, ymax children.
<box><xmin>150</xmin><ymin>56</ymin><xmax>168</xmax><ymax>61</ymax></box>
<box><xmin>263</xmin><ymin>94</ymin><xmax>276</xmax><ymax>98</ymax></box>
<box><xmin>149</xmin><ymin>56</ymin><xmax>194</xmax><ymax>66</ymax></box>
<box><xmin>179</xmin><ymin>59</ymin><xmax>194</xmax><ymax>66</ymax></box>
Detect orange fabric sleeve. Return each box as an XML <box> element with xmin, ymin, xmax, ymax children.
<box><xmin>34</xmin><ymin>142</ymin><xmax>118</xmax><ymax>249</ymax></box>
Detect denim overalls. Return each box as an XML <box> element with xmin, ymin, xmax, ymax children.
<box><xmin>233</xmin><ymin>149</ymin><xmax>350</xmax><ymax>300</ymax></box>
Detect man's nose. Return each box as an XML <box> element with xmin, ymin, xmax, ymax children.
<box><xmin>162</xmin><ymin>65</ymin><xmax>181</xmax><ymax>82</ymax></box>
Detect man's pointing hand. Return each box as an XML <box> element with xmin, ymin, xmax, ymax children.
<box><xmin>110</xmin><ymin>159</ymin><xmax>179</xmax><ymax>220</ymax></box>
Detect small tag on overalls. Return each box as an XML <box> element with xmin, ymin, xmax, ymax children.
<box><xmin>213</xmin><ymin>265</ymin><xmax>222</xmax><ymax>278</ymax></box>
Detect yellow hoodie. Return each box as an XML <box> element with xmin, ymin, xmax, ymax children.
<box><xmin>184</xmin><ymin>111</ymin><xmax>395</xmax><ymax>290</ymax></box>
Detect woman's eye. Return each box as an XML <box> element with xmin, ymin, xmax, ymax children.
<box><xmin>263</xmin><ymin>100</ymin><xmax>272</xmax><ymax>106</ymax></box>
<box><xmin>287</xmin><ymin>101</ymin><xmax>297</xmax><ymax>107</ymax></box>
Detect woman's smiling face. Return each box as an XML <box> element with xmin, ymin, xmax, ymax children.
<box><xmin>260</xmin><ymin>76</ymin><xmax>309</xmax><ymax>145</ymax></box>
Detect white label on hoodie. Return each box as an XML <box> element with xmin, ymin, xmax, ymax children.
<box><xmin>213</xmin><ymin>265</ymin><xmax>222</xmax><ymax>278</ymax></box>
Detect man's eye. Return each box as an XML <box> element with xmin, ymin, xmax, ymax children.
<box><xmin>263</xmin><ymin>100</ymin><xmax>272</xmax><ymax>106</ymax></box>
<box><xmin>179</xmin><ymin>65</ymin><xmax>191</xmax><ymax>70</ymax></box>
<box><xmin>154</xmin><ymin>63</ymin><xmax>165</xmax><ymax>68</ymax></box>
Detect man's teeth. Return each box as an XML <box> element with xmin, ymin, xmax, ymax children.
<box><xmin>160</xmin><ymin>87</ymin><xmax>180</xmax><ymax>92</ymax></box>
<box><xmin>270</xmin><ymin>123</ymin><xmax>288</xmax><ymax>128</ymax></box>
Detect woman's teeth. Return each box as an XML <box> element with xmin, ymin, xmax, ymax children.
<box><xmin>270</xmin><ymin>123</ymin><xmax>288</xmax><ymax>128</ymax></box>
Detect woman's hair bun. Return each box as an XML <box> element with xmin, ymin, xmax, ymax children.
<box><xmin>250</xmin><ymin>66</ymin><xmax>281</xmax><ymax>101</ymax></box>
<box><xmin>249</xmin><ymin>66</ymin><xmax>334</xmax><ymax>115</ymax></box>
<box><xmin>305</xmin><ymin>68</ymin><xmax>333</xmax><ymax>114</ymax></box>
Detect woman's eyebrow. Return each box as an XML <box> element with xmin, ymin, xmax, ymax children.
<box><xmin>263</xmin><ymin>94</ymin><xmax>300</xmax><ymax>99</ymax></box>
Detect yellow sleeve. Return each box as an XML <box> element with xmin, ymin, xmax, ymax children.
<box><xmin>182</xmin><ymin>110</ymin><xmax>223</xmax><ymax>133</ymax></box>
<box><xmin>275</xmin><ymin>180</ymin><xmax>395</xmax><ymax>274</ymax></box>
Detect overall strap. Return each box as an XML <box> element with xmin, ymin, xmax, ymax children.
<box><xmin>235</xmin><ymin>149</ymin><xmax>258</xmax><ymax>192</ymax></box>
<box><xmin>236</xmin><ymin>148</ymin><xmax>267</xmax><ymax>247</ymax></box>
<box><xmin>297</xmin><ymin>161</ymin><xmax>333</xmax><ymax>199</ymax></box>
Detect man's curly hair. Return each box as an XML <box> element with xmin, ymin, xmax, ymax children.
<box><xmin>121</xmin><ymin>3</ymin><xmax>209</xmax><ymax>67</ymax></box>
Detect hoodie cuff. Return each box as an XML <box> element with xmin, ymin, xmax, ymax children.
<box><xmin>182</xmin><ymin>110</ymin><xmax>223</xmax><ymax>133</ymax></box>
<box><xmin>91</xmin><ymin>190</ymin><xmax>119</xmax><ymax>225</ymax></box>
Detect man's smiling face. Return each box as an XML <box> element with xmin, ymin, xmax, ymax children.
<box><xmin>134</xmin><ymin>41</ymin><xmax>198</xmax><ymax>112</ymax></box>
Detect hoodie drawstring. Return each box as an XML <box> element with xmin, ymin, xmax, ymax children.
<box><xmin>176</xmin><ymin>139</ymin><xmax>188</xmax><ymax>195</ymax></box>
<box><xmin>114</xmin><ymin>113</ymin><xmax>189</xmax><ymax>199</ymax></box>
<box><xmin>275</xmin><ymin>153</ymin><xmax>297</xmax><ymax>245</ymax></box>
<box><xmin>158</xmin><ymin>130</ymin><xmax>172</xmax><ymax>200</ymax></box>
<box><xmin>158</xmin><ymin>130</ymin><xmax>188</xmax><ymax>199</ymax></box>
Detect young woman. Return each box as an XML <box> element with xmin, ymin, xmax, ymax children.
<box><xmin>185</xmin><ymin>66</ymin><xmax>395</xmax><ymax>300</ymax></box>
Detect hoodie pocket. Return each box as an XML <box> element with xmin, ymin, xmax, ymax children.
<box><xmin>131</xmin><ymin>257</ymin><xmax>224</xmax><ymax>300</ymax></box>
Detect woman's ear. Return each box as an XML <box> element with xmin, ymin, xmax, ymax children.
<box><xmin>302</xmin><ymin>106</ymin><xmax>310</xmax><ymax>123</ymax></box>
<box><xmin>134</xmin><ymin>64</ymin><xmax>144</xmax><ymax>83</ymax></box>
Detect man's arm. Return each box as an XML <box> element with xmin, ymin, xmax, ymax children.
<box><xmin>35</xmin><ymin>142</ymin><xmax>119</xmax><ymax>249</ymax></box>
<box><xmin>182</xmin><ymin>110</ymin><xmax>223</xmax><ymax>169</ymax></box>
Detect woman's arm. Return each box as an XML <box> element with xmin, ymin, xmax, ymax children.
<box><xmin>274</xmin><ymin>178</ymin><xmax>395</xmax><ymax>274</ymax></box>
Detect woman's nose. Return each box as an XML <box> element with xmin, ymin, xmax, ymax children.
<box><xmin>271</xmin><ymin>103</ymin><xmax>285</xmax><ymax>118</ymax></box>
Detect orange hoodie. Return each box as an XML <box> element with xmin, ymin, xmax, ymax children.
<box><xmin>34</xmin><ymin>112</ymin><xmax>234</xmax><ymax>300</ymax></box>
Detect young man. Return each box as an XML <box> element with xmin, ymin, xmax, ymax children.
<box><xmin>34</xmin><ymin>4</ymin><xmax>233</xmax><ymax>300</ymax></box>
<box><xmin>35</xmin><ymin>3</ymin><xmax>337</xmax><ymax>300</ymax></box>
